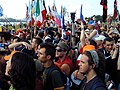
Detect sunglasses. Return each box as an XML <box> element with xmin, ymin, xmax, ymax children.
<box><xmin>56</xmin><ymin>49</ymin><xmax>65</xmax><ymax>52</ymax></box>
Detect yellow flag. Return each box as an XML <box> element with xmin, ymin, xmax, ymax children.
<box><xmin>0</xmin><ymin>26</ymin><xmax>2</xmax><ymax>32</ymax></box>
<box><xmin>32</xmin><ymin>7</ymin><xmax>34</xmax><ymax>14</ymax></box>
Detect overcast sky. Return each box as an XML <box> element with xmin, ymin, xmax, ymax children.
<box><xmin>0</xmin><ymin>0</ymin><xmax>120</xmax><ymax>19</ymax></box>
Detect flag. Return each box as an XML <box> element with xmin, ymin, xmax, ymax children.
<box><xmin>100</xmin><ymin>0</ymin><xmax>107</xmax><ymax>22</ymax></box>
<box><xmin>41</xmin><ymin>0</ymin><xmax>47</xmax><ymax>22</ymax></box>
<box><xmin>61</xmin><ymin>6</ymin><xmax>65</xmax><ymax>30</ymax></box>
<box><xmin>28</xmin><ymin>0</ymin><xmax>31</xmax><ymax>21</ymax></box>
<box><xmin>26</xmin><ymin>4</ymin><xmax>29</xmax><ymax>20</ymax></box>
<box><xmin>100</xmin><ymin>0</ymin><xmax>107</xmax><ymax>9</ymax></box>
<box><xmin>52</xmin><ymin>1</ymin><xmax>61</xmax><ymax>27</ymax></box>
<box><xmin>36</xmin><ymin>0</ymin><xmax>40</xmax><ymax>16</ymax></box>
<box><xmin>0</xmin><ymin>5</ymin><xmax>3</xmax><ymax>17</ymax></box>
<box><xmin>48</xmin><ymin>5</ymin><xmax>55</xmax><ymax>20</ymax></box>
<box><xmin>80</xmin><ymin>4</ymin><xmax>84</xmax><ymax>21</ymax></box>
<box><xmin>113</xmin><ymin>0</ymin><xmax>119</xmax><ymax>19</ymax></box>
<box><xmin>48</xmin><ymin>5</ymin><xmax>52</xmax><ymax>16</ymax></box>
<box><xmin>61</xmin><ymin>6</ymin><xmax>66</xmax><ymax>39</ymax></box>
<box><xmin>0</xmin><ymin>26</ymin><xmax>2</xmax><ymax>32</ymax></box>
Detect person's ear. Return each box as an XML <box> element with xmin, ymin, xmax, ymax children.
<box><xmin>91</xmin><ymin>64</ymin><xmax>95</xmax><ymax>69</ymax></box>
<box><xmin>90</xmin><ymin>64</ymin><xmax>95</xmax><ymax>69</ymax></box>
<box><xmin>46</xmin><ymin>55</ymin><xmax>51</xmax><ymax>60</ymax></box>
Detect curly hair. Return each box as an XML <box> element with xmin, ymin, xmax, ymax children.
<box><xmin>10</xmin><ymin>52</ymin><xmax>36</xmax><ymax>90</ymax></box>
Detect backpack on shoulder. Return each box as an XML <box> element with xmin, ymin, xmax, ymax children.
<box><xmin>47</xmin><ymin>65</ymin><xmax>72</xmax><ymax>90</ymax></box>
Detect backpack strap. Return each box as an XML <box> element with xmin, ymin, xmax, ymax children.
<box><xmin>47</xmin><ymin>66</ymin><xmax>58</xmax><ymax>81</ymax></box>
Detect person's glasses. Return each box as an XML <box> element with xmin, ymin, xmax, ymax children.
<box><xmin>56</xmin><ymin>49</ymin><xmax>64</xmax><ymax>52</ymax></box>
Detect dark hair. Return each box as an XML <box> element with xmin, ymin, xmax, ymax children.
<box><xmin>10</xmin><ymin>52</ymin><xmax>36</xmax><ymax>90</ymax></box>
<box><xmin>33</xmin><ymin>37</ymin><xmax>43</xmax><ymax>46</ymax></box>
<box><xmin>37</xmin><ymin>31</ymin><xmax>44</xmax><ymax>38</ymax></box>
<box><xmin>40</xmin><ymin>43</ymin><xmax>55</xmax><ymax>60</ymax></box>
<box><xmin>12</xmin><ymin>36</ymin><xmax>20</xmax><ymax>42</ymax></box>
<box><xmin>89</xmin><ymin>39</ymin><xmax>97</xmax><ymax>49</ymax></box>
<box><xmin>103</xmin><ymin>37</ymin><xmax>114</xmax><ymax>44</ymax></box>
<box><xmin>0</xmin><ymin>59</ymin><xmax>10</xmax><ymax>90</ymax></box>
<box><xmin>83</xmin><ymin>50</ymin><xmax>105</xmax><ymax>81</ymax></box>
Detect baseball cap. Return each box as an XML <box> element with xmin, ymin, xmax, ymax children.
<box><xmin>95</xmin><ymin>35</ymin><xmax>106</xmax><ymax>41</ymax></box>
<box><xmin>88</xmin><ymin>20</ymin><xmax>96</xmax><ymax>26</ymax></box>
<box><xmin>83</xmin><ymin>45</ymin><xmax>95</xmax><ymax>52</ymax></box>
<box><xmin>57</xmin><ymin>42</ymin><xmax>69</xmax><ymax>50</ymax></box>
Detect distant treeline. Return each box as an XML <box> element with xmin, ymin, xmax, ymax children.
<box><xmin>0</xmin><ymin>18</ymin><xmax>26</xmax><ymax>22</ymax></box>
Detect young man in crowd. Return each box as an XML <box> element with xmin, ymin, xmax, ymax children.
<box><xmin>37</xmin><ymin>43</ymin><xmax>64</xmax><ymax>90</ymax></box>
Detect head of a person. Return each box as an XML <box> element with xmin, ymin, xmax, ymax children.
<box><xmin>87</xmin><ymin>20</ymin><xmax>96</xmax><ymax>30</ymax></box>
<box><xmin>5</xmin><ymin>52</ymin><xmax>36</xmax><ymax>90</ymax></box>
<box><xmin>12</xmin><ymin>36</ymin><xmax>20</xmax><ymax>43</ymax></box>
<box><xmin>44</xmin><ymin>27</ymin><xmax>53</xmax><ymax>36</ymax></box>
<box><xmin>55</xmin><ymin>42</ymin><xmax>69</xmax><ymax>58</ymax></box>
<box><xmin>85</xmin><ymin>39</ymin><xmax>97</xmax><ymax>49</ymax></box>
<box><xmin>37</xmin><ymin>43</ymin><xmax>55</xmax><ymax>63</ymax></box>
<box><xmin>36</xmin><ymin>31</ymin><xmax>44</xmax><ymax>39</ymax></box>
<box><xmin>17</xmin><ymin>32</ymin><xmax>26</xmax><ymax>41</ymax></box>
<box><xmin>95</xmin><ymin>35</ymin><xmax>106</xmax><ymax>49</ymax></box>
<box><xmin>31</xmin><ymin>37</ymin><xmax>43</xmax><ymax>50</ymax></box>
<box><xmin>79</xmin><ymin>50</ymin><xmax>105</xmax><ymax>80</ymax></box>
<box><xmin>103</xmin><ymin>37</ymin><xmax>114</xmax><ymax>52</ymax></box>
<box><xmin>45</xmin><ymin>38</ymin><xmax>53</xmax><ymax>45</ymax></box>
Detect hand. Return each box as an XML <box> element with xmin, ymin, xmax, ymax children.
<box><xmin>81</xmin><ymin>21</ymin><xmax>84</xmax><ymax>29</ymax></box>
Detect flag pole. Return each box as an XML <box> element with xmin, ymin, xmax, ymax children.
<box><xmin>70</xmin><ymin>12</ymin><xmax>76</xmax><ymax>47</ymax></box>
<box><xmin>30</xmin><ymin>0</ymin><xmax>33</xmax><ymax>41</ymax></box>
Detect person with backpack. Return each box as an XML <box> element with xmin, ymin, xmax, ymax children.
<box><xmin>78</xmin><ymin>50</ymin><xmax>107</xmax><ymax>90</ymax></box>
<box><xmin>37</xmin><ymin>43</ymin><xmax>64</xmax><ymax>90</ymax></box>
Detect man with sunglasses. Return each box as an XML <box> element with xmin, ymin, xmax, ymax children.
<box><xmin>55</xmin><ymin>42</ymin><xmax>73</xmax><ymax>76</ymax></box>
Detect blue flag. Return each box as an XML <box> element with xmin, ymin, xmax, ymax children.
<box><xmin>80</xmin><ymin>4</ymin><xmax>84</xmax><ymax>21</ymax></box>
<box><xmin>0</xmin><ymin>5</ymin><xmax>3</xmax><ymax>17</ymax></box>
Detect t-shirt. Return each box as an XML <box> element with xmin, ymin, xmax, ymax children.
<box><xmin>55</xmin><ymin>56</ymin><xmax>73</xmax><ymax>73</ymax></box>
<box><xmin>43</xmin><ymin>63</ymin><xmax>64</xmax><ymax>90</ymax></box>
<box><xmin>79</xmin><ymin>76</ymin><xmax>107</xmax><ymax>90</ymax></box>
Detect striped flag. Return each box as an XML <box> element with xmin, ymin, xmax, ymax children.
<box><xmin>113</xmin><ymin>0</ymin><xmax>119</xmax><ymax>19</ymax></box>
<box><xmin>0</xmin><ymin>5</ymin><xmax>3</xmax><ymax>17</ymax></box>
<box><xmin>52</xmin><ymin>0</ymin><xmax>61</xmax><ymax>27</ymax></box>
<box><xmin>40</xmin><ymin>0</ymin><xmax>47</xmax><ymax>22</ymax></box>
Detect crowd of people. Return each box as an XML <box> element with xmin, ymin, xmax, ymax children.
<box><xmin>0</xmin><ymin>16</ymin><xmax>120</xmax><ymax>90</ymax></box>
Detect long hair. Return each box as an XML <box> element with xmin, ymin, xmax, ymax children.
<box><xmin>83</xmin><ymin>50</ymin><xmax>105</xmax><ymax>81</ymax></box>
<box><xmin>10</xmin><ymin>52</ymin><xmax>36</xmax><ymax>90</ymax></box>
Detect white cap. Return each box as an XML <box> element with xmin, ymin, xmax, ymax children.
<box><xmin>95</xmin><ymin>35</ymin><xmax>106</xmax><ymax>41</ymax></box>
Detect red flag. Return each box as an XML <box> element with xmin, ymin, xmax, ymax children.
<box><xmin>28</xmin><ymin>17</ymin><xmax>35</xmax><ymax>26</ymax></box>
<box><xmin>113</xmin><ymin>0</ymin><xmax>118</xmax><ymax>19</ymax></box>
<box><xmin>41</xmin><ymin>0</ymin><xmax>47</xmax><ymax>22</ymax></box>
<box><xmin>100</xmin><ymin>0</ymin><xmax>107</xmax><ymax>9</ymax></box>
<box><xmin>100</xmin><ymin>0</ymin><xmax>107</xmax><ymax>22</ymax></box>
